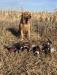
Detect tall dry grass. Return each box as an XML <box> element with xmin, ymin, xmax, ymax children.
<box><xmin>0</xmin><ymin>11</ymin><xmax>57</xmax><ymax>75</ymax></box>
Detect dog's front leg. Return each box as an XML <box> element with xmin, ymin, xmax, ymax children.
<box><xmin>28</xmin><ymin>30</ymin><xmax>30</xmax><ymax>41</ymax></box>
<box><xmin>21</xmin><ymin>30</ymin><xmax>24</xmax><ymax>41</ymax></box>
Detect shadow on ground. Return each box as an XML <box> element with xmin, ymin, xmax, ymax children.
<box><xmin>6</xmin><ymin>27</ymin><xmax>20</xmax><ymax>37</ymax></box>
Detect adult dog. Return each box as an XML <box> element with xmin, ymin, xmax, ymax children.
<box><xmin>19</xmin><ymin>12</ymin><xmax>31</xmax><ymax>41</ymax></box>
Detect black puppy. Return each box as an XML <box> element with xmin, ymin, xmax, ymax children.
<box><xmin>4</xmin><ymin>43</ymin><xmax>21</xmax><ymax>53</ymax></box>
<box><xmin>31</xmin><ymin>44</ymin><xmax>40</xmax><ymax>55</ymax></box>
<box><xmin>42</xmin><ymin>39</ymin><xmax>52</xmax><ymax>54</ymax></box>
<box><xmin>20</xmin><ymin>42</ymin><xmax>30</xmax><ymax>52</ymax></box>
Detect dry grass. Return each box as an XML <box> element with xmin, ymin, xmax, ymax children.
<box><xmin>0</xmin><ymin>11</ymin><xmax>57</xmax><ymax>75</ymax></box>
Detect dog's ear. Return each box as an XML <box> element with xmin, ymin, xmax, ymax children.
<box><xmin>47</xmin><ymin>38</ymin><xmax>52</xmax><ymax>44</ymax></box>
<box><xmin>21</xmin><ymin>12</ymin><xmax>24</xmax><ymax>18</ymax></box>
<box><xmin>27</xmin><ymin>12</ymin><xmax>31</xmax><ymax>19</ymax></box>
<box><xmin>29</xmin><ymin>14</ymin><xmax>31</xmax><ymax>19</ymax></box>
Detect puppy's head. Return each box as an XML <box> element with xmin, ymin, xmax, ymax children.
<box><xmin>21</xmin><ymin>12</ymin><xmax>31</xmax><ymax>24</ymax></box>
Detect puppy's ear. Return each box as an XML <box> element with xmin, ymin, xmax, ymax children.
<box><xmin>29</xmin><ymin>15</ymin><xmax>31</xmax><ymax>19</ymax></box>
<box><xmin>28</xmin><ymin>13</ymin><xmax>31</xmax><ymax>19</ymax></box>
<box><xmin>21</xmin><ymin>12</ymin><xmax>24</xmax><ymax>17</ymax></box>
<box><xmin>47</xmin><ymin>38</ymin><xmax>52</xmax><ymax>44</ymax></box>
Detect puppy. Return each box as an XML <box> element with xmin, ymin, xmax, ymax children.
<box><xmin>20</xmin><ymin>41</ymin><xmax>30</xmax><ymax>52</ymax></box>
<box><xmin>4</xmin><ymin>43</ymin><xmax>21</xmax><ymax>53</ymax></box>
<box><xmin>19</xmin><ymin>12</ymin><xmax>31</xmax><ymax>41</ymax></box>
<box><xmin>31</xmin><ymin>44</ymin><xmax>41</xmax><ymax>55</ymax></box>
<box><xmin>42</xmin><ymin>39</ymin><xmax>52</xmax><ymax>54</ymax></box>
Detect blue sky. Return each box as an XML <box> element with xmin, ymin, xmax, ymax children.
<box><xmin>0</xmin><ymin>0</ymin><xmax>57</xmax><ymax>11</ymax></box>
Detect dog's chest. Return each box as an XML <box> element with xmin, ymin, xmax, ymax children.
<box><xmin>22</xmin><ymin>24</ymin><xmax>30</xmax><ymax>31</ymax></box>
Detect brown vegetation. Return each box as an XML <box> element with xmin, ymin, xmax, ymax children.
<box><xmin>0</xmin><ymin>11</ymin><xmax>57</xmax><ymax>75</ymax></box>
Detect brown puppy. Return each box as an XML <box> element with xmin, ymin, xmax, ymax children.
<box><xmin>19</xmin><ymin>12</ymin><xmax>31</xmax><ymax>41</ymax></box>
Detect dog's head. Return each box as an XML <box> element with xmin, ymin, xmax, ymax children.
<box><xmin>21</xmin><ymin>12</ymin><xmax>31</xmax><ymax>24</ymax></box>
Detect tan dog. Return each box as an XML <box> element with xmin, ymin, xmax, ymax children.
<box><xmin>19</xmin><ymin>12</ymin><xmax>31</xmax><ymax>41</ymax></box>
